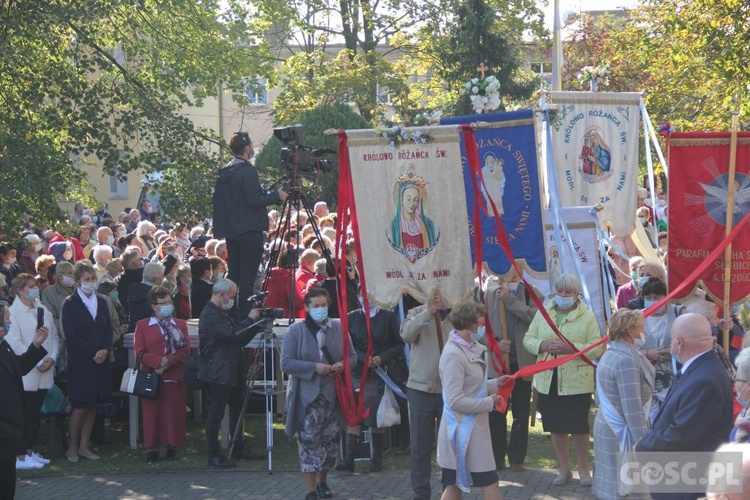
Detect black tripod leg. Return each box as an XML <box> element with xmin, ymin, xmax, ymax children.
<box><xmin>228</xmin><ymin>385</ymin><xmax>253</xmax><ymax>461</ymax></box>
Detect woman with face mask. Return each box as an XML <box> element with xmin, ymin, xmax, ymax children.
<box><xmin>5</xmin><ymin>274</ymin><xmax>59</xmax><ymax>470</ymax></box>
<box><xmin>593</xmin><ymin>309</ymin><xmax>655</xmax><ymax>499</ymax></box>
<box><xmin>435</xmin><ymin>300</ymin><xmax>508</xmax><ymax>500</ymax></box>
<box><xmin>523</xmin><ymin>273</ymin><xmax>606</xmax><ymax>487</ymax></box>
<box><xmin>730</xmin><ymin>348</ymin><xmax>750</xmax><ymax>443</ymax></box>
<box><xmin>281</xmin><ymin>288</ymin><xmax>357</xmax><ymax>500</ymax></box>
<box><xmin>134</xmin><ymin>286</ymin><xmax>191</xmax><ymax>463</ymax></box>
<box><xmin>336</xmin><ymin>286</ymin><xmax>405</xmax><ymax>473</ymax></box>
<box><xmin>61</xmin><ymin>261</ymin><xmax>114</xmax><ymax>463</ymax></box>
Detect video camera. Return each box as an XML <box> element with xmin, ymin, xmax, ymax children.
<box><xmin>273</xmin><ymin>125</ymin><xmax>334</xmax><ymax>186</ymax></box>
<box><xmin>248</xmin><ymin>291</ymin><xmax>285</xmax><ymax>321</ymax></box>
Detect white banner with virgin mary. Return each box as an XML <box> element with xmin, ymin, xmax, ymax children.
<box><xmin>546</xmin><ymin>92</ymin><xmax>641</xmax><ymax>236</ymax></box>
<box><xmin>344</xmin><ymin>126</ymin><xmax>474</xmax><ymax>308</ymax></box>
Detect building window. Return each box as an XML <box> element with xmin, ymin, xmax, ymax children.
<box><xmin>109</xmin><ymin>151</ymin><xmax>129</xmax><ymax>199</ymax></box>
<box><xmin>530</xmin><ymin>62</ymin><xmax>553</xmax><ymax>75</ymax></box>
<box><xmin>246</xmin><ymin>79</ymin><xmax>268</xmax><ymax>105</ymax></box>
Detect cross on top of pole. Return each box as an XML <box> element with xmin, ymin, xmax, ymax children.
<box><xmin>477</xmin><ymin>62</ymin><xmax>489</xmax><ymax>79</ymax></box>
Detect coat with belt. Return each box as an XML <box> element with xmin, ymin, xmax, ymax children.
<box><xmin>523</xmin><ymin>299</ymin><xmax>605</xmax><ymax>396</ymax></box>
<box><xmin>0</xmin><ymin>340</ymin><xmax>47</xmax><ymax>443</ymax></box>
<box><xmin>485</xmin><ymin>279</ymin><xmax>542</xmax><ymax>380</ymax></box>
<box><xmin>197</xmin><ymin>301</ymin><xmax>260</xmax><ymax>387</ymax></box>
<box><xmin>436</xmin><ymin>337</ymin><xmax>500</xmax><ymax>472</ymax></box>
<box><xmin>61</xmin><ymin>290</ymin><xmax>114</xmax><ymax>405</ymax></box>
<box><xmin>281</xmin><ymin>317</ymin><xmax>356</xmax><ymax>439</ymax></box>
<box><xmin>5</xmin><ymin>300</ymin><xmax>58</xmax><ymax>391</ymax></box>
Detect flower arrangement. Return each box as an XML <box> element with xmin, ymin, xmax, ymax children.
<box><xmin>577</xmin><ymin>64</ymin><xmax>611</xmax><ymax>90</ymax></box>
<box><xmin>412</xmin><ymin>110</ymin><xmax>442</xmax><ymax>126</ymax></box>
<box><xmin>463</xmin><ymin>74</ymin><xmax>501</xmax><ymax>114</ymax></box>
<box><xmin>658</xmin><ymin>121</ymin><xmax>674</xmax><ymax>136</ymax></box>
<box><xmin>376</xmin><ymin>125</ymin><xmax>431</xmax><ymax>149</ymax></box>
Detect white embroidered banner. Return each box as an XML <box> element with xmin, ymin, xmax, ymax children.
<box><xmin>547</xmin><ymin>92</ymin><xmax>641</xmax><ymax>236</ymax></box>
<box><xmin>345</xmin><ymin>126</ymin><xmax>474</xmax><ymax>308</ymax></box>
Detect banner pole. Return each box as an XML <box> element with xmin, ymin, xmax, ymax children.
<box><xmin>722</xmin><ymin>106</ymin><xmax>740</xmax><ymax>353</ymax></box>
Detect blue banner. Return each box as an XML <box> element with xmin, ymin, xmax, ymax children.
<box><xmin>441</xmin><ymin>110</ymin><xmax>547</xmax><ymax>277</ymax></box>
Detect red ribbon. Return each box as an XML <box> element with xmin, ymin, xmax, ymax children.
<box><xmin>334</xmin><ymin>130</ymin><xmax>372</xmax><ymax>427</ymax></box>
<box><xmin>494</xmin><ymin>212</ymin><xmax>750</xmax><ymax>412</ymax></box>
<box><xmin>460</xmin><ymin>125</ymin><xmax>595</xmax><ymax>371</ymax></box>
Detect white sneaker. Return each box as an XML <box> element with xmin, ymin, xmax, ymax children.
<box><xmin>16</xmin><ymin>457</ymin><xmax>44</xmax><ymax>469</ymax></box>
<box><xmin>28</xmin><ymin>453</ymin><xmax>51</xmax><ymax>465</ymax></box>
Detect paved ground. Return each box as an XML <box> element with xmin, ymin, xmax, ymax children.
<box><xmin>16</xmin><ymin>467</ymin><xmax>597</xmax><ymax>499</ymax></box>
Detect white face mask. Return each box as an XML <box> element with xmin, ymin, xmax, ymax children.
<box><xmin>503</xmin><ymin>281</ymin><xmax>519</xmax><ymax>293</ymax></box>
<box><xmin>633</xmin><ymin>332</ymin><xmax>646</xmax><ymax>348</ymax></box>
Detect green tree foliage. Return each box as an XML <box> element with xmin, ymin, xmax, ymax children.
<box><xmin>0</xmin><ymin>0</ymin><xmax>270</xmax><ymax>235</ymax></box>
<box><xmin>254</xmin><ymin>104</ymin><xmax>372</xmax><ymax>207</ymax></box>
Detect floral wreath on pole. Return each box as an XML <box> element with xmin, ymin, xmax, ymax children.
<box><xmin>463</xmin><ymin>62</ymin><xmax>501</xmax><ymax>114</ymax></box>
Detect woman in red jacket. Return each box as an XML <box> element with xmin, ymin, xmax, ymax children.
<box><xmin>134</xmin><ymin>286</ymin><xmax>191</xmax><ymax>463</ymax></box>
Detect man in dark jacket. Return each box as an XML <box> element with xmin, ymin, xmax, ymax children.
<box><xmin>116</xmin><ymin>247</ymin><xmax>144</xmax><ymax>317</ymax></box>
<box><xmin>197</xmin><ymin>279</ymin><xmax>265</xmax><ymax>467</ymax></box>
<box><xmin>1</xmin><ymin>302</ymin><xmax>49</xmax><ymax>499</ymax></box>
<box><xmin>212</xmin><ymin>132</ymin><xmax>288</xmax><ymax>317</ymax></box>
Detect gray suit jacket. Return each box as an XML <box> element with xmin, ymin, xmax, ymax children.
<box><xmin>281</xmin><ymin>318</ymin><xmax>356</xmax><ymax>438</ymax></box>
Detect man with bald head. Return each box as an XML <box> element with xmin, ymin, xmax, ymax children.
<box><xmin>635</xmin><ymin>313</ymin><xmax>733</xmax><ymax>499</ymax></box>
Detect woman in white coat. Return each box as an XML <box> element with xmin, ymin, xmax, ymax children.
<box><xmin>6</xmin><ymin>274</ymin><xmax>58</xmax><ymax>469</ymax></box>
<box><xmin>437</xmin><ymin>301</ymin><xmax>507</xmax><ymax>500</ymax></box>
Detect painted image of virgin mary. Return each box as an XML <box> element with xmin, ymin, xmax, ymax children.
<box><xmin>580</xmin><ymin>127</ymin><xmax>611</xmax><ymax>176</ymax></box>
<box><xmin>390</xmin><ymin>168</ymin><xmax>437</xmax><ymax>251</ymax></box>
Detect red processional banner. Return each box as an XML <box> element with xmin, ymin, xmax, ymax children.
<box><xmin>667</xmin><ymin>132</ymin><xmax>750</xmax><ymax>303</ymax></box>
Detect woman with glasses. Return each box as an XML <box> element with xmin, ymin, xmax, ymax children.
<box><xmin>134</xmin><ymin>286</ymin><xmax>191</xmax><ymax>463</ymax></box>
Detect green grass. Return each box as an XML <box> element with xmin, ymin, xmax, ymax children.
<box><xmin>19</xmin><ymin>405</ymin><xmax>597</xmax><ymax>476</ymax></box>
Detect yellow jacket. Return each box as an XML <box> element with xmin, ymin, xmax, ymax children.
<box><xmin>523</xmin><ymin>299</ymin><xmax>605</xmax><ymax>396</ymax></box>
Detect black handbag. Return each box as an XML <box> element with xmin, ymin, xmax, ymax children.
<box><xmin>119</xmin><ymin>351</ymin><xmax>160</xmax><ymax>399</ymax></box>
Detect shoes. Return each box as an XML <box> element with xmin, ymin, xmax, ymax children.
<box><xmin>28</xmin><ymin>453</ymin><xmax>51</xmax><ymax>465</ymax></box>
<box><xmin>208</xmin><ymin>455</ymin><xmax>236</xmax><ymax>468</ymax></box>
<box><xmin>552</xmin><ymin>470</ymin><xmax>572</xmax><ymax>486</ymax></box>
<box><xmin>65</xmin><ymin>452</ymin><xmax>80</xmax><ymax>463</ymax></box>
<box><xmin>304</xmin><ymin>492</ymin><xmax>319</xmax><ymax>500</ymax></box>
<box><xmin>233</xmin><ymin>448</ymin><xmax>264</xmax><ymax>460</ymax></box>
<box><xmin>147</xmin><ymin>451</ymin><xmax>158</xmax><ymax>464</ymax></box>
<box><xmin>369</xmin><ymin>432</ymin><xmax>384</xmax><ymax>472</ymax></box>
<box><xmin>166</xmin><ymin>448</ymin><xmax>176</xmax><ymax>461</ymax></box>
<box><xmin>335</xmin><ymin>433</ymin><xmax>357</xmax><ymax>472</ymax></box>
<box><xmin>509</xmin><ymin>463</ymin><xmax>526</xmax><ymax>473</ymax></box>
<box><xmin>579</xmin><ymin>470</ymin><xmax>592</xmax><ymax>486</ymax></box>
<box><xmin>16</xmin><ymin>457</ymin><xmax>44</xmax><ymax>470</ymax></box>
<box><xmin>316</xmin><ymin>482</ymin><xmax>333</xmax><ymax>499</ymax></box>
<box><xmin>78</xmin><ymin>450</ymin><xmax>101</xmax><ymax>460</ymax></box>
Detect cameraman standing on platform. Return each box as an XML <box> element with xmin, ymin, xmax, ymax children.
<box><xmin>213</xmin><ymin>132</ymin><xmax>288</xmax><ymax>318</ymax></box>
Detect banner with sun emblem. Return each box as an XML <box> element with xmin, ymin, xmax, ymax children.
<box><xmin>667</xmin><ymin>132</ymin><xmax>750</xmax><ymax>302</ymax></box>
<box><xmin>546</xmin><ymin>92</ymin><xmax>642</xmax><ymax>236</ymax></box>
<box><xmin>442</xmin><ymin>109</ymin><xmax>547</xmax><ymax>278</ymax></box>
<box><xmin>344</xmin><ymin>126</ymin><xmax>475</xmax><ymax>308</ymax></box>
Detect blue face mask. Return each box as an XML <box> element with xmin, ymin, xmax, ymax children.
<box><xmin>106</xmin><ymin>235</ymin><xmax>115</xmax><ymax>246</ymax></box>
<box><xmin>739</xmin><ymin>383</ymin><xmax>750</xmax><ymax>410</ymax></box>
<box><xmin>638</xmin><ymin>276</ymin><xmax>650</xmax><ymax>287</ymax></box>
<box><xmin>309</xmin><ymin>307</ymin><xmax>328</xmax><ymax>323</ymax></box>
<box><xmin>630</xmin><ymin>271</ymin><xmax>638</xmax><ymax>282</ymax></box>
<box><xmin>109</xmin><ymin>291</ymin><xmax>119</xmax><ymax>303</ymax></box>
<box><xmin>27</xmin><ymin>288</ymin><xmax>40</xmax><ymax>300</ymax></box>
<box><xmin>3</xmin><ymin>323</ymin><xmax>10</xmax><ymax>335</ymax></box>
<box><xmin>643</xmin><ymin>300</ymin><xmax>656</xmax><ymax>309</ymax></box>
<box><xmin>159</xmin><ymin>304</ymin><xmax>174</xmax><ymax>318</ymax></box>
<box><xmin>555</xmin><ymin>295</ymin><xmax>575</xmax><ymax>310</ymax></box>
<box><xmin>471</xmin><ymin>325</ymin><xmax>486</xmax><ymax>342</ymax></box>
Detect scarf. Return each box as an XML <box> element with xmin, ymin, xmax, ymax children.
<box><xmin>158</xmin><ymin>318</ymin><xmax>186</xmax><ymax>355</ymax></box>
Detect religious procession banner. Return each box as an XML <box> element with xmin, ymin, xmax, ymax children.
<box><xmin>441</xmin><ymin>109</ymin><xmax>547</xmax><ymax>278</ymax></box>
<box><xmin>546</xmin><ymin>92</ymin><xmax>641</xmax><ymax>237</ymax></box>
<box><xmin>667</xmin><ymin>132</ymin><xmax>750</xmax><ymax>303</ymax></box>
<box><xmin>343</xmin><ymin>126</ymin><xmax>474</xmax><ymax>308</ymax></box>
<box><xmin>524</xmin><ymin>207</ymin><xmax>607</xmax><ymax>333</ymax></box>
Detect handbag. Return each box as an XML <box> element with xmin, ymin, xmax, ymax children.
<box><xmin>120</xmin><ymin>351</ymin><xmax>160</xmax><ymax>399</ymax></box>
<box><xmin>376</xmin><ymin>384</ymin><xmax>401</xmax><ymax>428</ymax></box>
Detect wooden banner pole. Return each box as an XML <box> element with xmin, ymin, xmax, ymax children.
<box><xmin>722</xmin><ymin>106</ymin><xmax>740</xmax><ymax>353</ymax></box>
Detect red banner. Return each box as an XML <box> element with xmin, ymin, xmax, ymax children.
<box><xmin>667</xmin><ymin>132</ymin><xmax>750</xmax><ymax>303</ymax></box>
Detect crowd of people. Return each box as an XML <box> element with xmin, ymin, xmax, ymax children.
<box><xmin>3</xmin><ymin>132</ymin><xmax>750</xmax><ymax>500</ymax></box>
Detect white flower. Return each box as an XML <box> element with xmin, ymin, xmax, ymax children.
<box><xmin>472</xmin><ymin>78</ymin><xmax>479</xmax><ymax>84</ymax></box>
<box><xmin>472</xmin><ymin>86</ymin><xmax>479</xmax><ymax>94</ymax></box>
<box><xmin>389</xmin><ymin>141</ymin><xmax>396</xmax><ymax>149</ymax></box>
<box><xmin>465</xmin><ymin>81</ymin><xmax>472</xmax><ymax>90</ymax></box>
